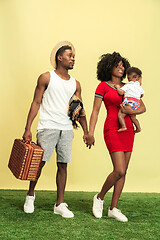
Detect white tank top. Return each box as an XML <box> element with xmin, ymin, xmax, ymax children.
<box><xmin>37</xmin><ymin>70</ymin><xmax>76</xmax><ymax>130</ymax></box>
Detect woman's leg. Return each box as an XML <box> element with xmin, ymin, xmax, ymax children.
<box><xmin>93</xmin><ymin>151</ymin><xmax>132</xmax><ymax>221</ymax></box>
<box><xmin>110</xmin><ymin>151</ymin><xmax>132</xmax><ymax>209</ymax></box>
<box><xmin>98</xmin><ymin>151</ymin><xmax>127</xmax><ymax>200</ymax></box>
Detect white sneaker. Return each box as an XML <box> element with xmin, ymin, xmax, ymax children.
<box><xmin>24</xmin><ymin>194</ymin><xmax>35</xmax><ymax>213</ymax></box>
<box><xmin>54</xmin><ymin>203</ymin><xmax>74</xmax><ymax>218</ymax></box>
<box><xmin>92</xmin><ymin>193</ymin><xmax>104</xmax><ymax>218</ymax></box>
<box><xmin>108</xmin><ymin>207</ymin><xmax>128</xmax><ymax>222</ymax></box>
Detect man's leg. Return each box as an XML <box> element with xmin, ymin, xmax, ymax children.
<box><xmin>56</xmin><ymin>162</ymin><xmax>67</xmax><ymax>206</ymax></box>
<box><xmin>24</xmin><ymin>161</ymin><xmax>46</xmax><ymax>213</ymax></box>
<box><xmin>54</xmin><ymin>161</ymin><xmax>74</xmax><ymax>218</ymax></box>
<box><xmin>27</xmin><ymin>161</ymin><xmax>46</xmax><ymax>196</ymax></box>
<box><xmin>53</xmin><ymin>130</ymin><xmax>74</xmax><ymax>218</ymax></box>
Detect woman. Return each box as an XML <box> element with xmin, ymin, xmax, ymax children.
<box><xmin>87</xmin><ymin>52</ymin><xmax>146</xmax><ymax>222</ymax></box>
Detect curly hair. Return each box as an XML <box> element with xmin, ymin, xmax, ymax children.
<box><xmin>97</xmin><ymin>52</ymin><xmax>130</xmax><ymax>82</ymax></box>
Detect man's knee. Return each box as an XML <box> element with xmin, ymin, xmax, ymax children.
<box><xmin>57</xmin><ymin>162</ymin><xmax>67</xmax><ymax>172</ymax></box>
<box><xmin>37</xmin><ymin>161</ymin><xmax>46</xmax><ymax>178</ymax></box>
<box><xmin>40</xmin><ymin>161</ymin><xmax>46</xmax><ymax>169</ymax></box>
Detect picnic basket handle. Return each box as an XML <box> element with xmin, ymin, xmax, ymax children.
<box><xmin>22</xmin><ymin>139</ymin><xmax>32</xmax><ymax>144</ymax></box>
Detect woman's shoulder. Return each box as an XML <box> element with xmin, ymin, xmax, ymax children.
<box><xmin>96</xmin><ymin>81</ymin><xmax>109</xmax><ymax>91</ymax></box>
<box><xmin>95</xmin><ymin>81</ymin><xmax>110</xmax><ymax>97</ymax></box>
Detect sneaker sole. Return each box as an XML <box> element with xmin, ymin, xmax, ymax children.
<box><xmin>24</xmin><ymin>208</ymin><xmax>34</xmax><ymax>214</ymax></box>
<box><xmin>108</xmin><ymin>214</ymin><xmax>128</xmax><ymax>222</ymax></box>
<box><xmin>54</xmin><ymin>211</ymin><xmax>74</xmax><ymax>218</ymax></box>
<box><xmin>92</xmin><ymin>208</ymin><xmax>102</xmax><ymax>218</ymax></box>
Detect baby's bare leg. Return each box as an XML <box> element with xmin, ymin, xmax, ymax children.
<box><xmin>118</xmin><ymin>110</ymin><xmax>127</xmax><ymax>132</ymax></box>
<box><xmin>130</xmin><ymin>115</ymin><xmax>141</xmax><ymax>133</ymax></box>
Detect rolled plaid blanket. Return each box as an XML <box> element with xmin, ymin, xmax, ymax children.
<box><xmin>68</xmin><ymin>94</ymin><xmax>86</xmax><ymax>129</ymax></box>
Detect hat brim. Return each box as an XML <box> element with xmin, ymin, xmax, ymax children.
<box><xmin>50</xmin><ymin>41</ymin><xmax>75</xmax><ymax>69</ymax></box>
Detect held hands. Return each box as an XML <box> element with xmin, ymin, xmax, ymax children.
<box><xmin>84</xmin><ymin>133</ymin><xmax>95</xmax><ymax>149</ymax></box>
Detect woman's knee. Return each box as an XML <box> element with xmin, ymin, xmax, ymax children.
<box><xmin>114</xmin><ymin>169</ymin><xmax>126</xmax><ymax>179</ymax></box>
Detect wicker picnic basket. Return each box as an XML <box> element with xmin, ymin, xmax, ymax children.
<box><xmin>8</xmin><ymin>139</ymin><xmax>44</xmax><ymax>181</ymax></box>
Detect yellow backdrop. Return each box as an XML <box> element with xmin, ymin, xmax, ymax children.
<box><xmin>0</xmin><ymin>0</ymin><xmax>159</xmax><ymax>192</ymax></box>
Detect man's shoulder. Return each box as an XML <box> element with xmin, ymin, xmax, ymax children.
<box><xmin>39</xmin><ymin>71</ymin><xmax>50</xmax><ymax>79</ymax></box>
<box><xmin>75</xmin><ymin>80</ymin><xmax>81</xmax><ymax>90</ymax></box>
<box><xmin>75</xmin><ymin>79</ymin><xmax>80</xmax><ymax>84</ymax></box>
<box><xmin>38</xmin><ymin>72</ymin><xmax>50</xmax><ymax>85</ymax></box>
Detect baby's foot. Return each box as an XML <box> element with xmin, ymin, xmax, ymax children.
<box><xmin>117</xmin><ymin>127</ymin><xmax>127</xmax><ymax>132</ymax></box>
<box><xmin>134</xmin><ymin>128</ymin><xmax>141</xmax><ymax>133</ymax></box>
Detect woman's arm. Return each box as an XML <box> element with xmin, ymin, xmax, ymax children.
<box><xmin>87</xmin><ymin>97</ymin><xmax>103</xmax><ymax>148</ymax></box>
<box><xmin>121</xmin><ymin>99</ymin><xmax>146</xmax><ymax>115</ymax></box>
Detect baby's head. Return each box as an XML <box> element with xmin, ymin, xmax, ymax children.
<box><xmin>126</xmin><ymin>67</ymin><xmax>142</xmax><ymax>83</ymax></box>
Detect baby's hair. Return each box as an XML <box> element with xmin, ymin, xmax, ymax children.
<box><xmin>126</xmin><ymin>67</ymin><xmax>142</xmax><ymax>77</ymax></box>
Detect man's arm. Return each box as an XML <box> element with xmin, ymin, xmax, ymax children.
<box><xmin>75</xmin><ymin>80</ymin><xmax>88</xmax><ymax>143</ymax></box>
<box><xmin>121</xmin><ymin>99</ymin><xmax>146</xmax><ymax>115</ymax></box>
<box><xmin>23</xmin><ymin>72</ymin><xmax>50</xmax><ymax>141</ymax></box>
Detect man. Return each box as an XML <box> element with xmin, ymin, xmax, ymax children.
<box><xmin>23</xmin><ymin>41</ymin><xmax>88</xmax><ymax>218</ymax></box>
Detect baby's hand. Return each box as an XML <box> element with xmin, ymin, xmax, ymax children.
<box><xmin>114</xmin><ymin>84</ymin><xmax>121</xmax><ymax>89</ymax></box>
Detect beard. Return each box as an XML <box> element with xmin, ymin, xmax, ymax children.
<box><xmin>66</xmin><ymin>63</ymin><xmax>74</xmax><ymax>70</ymax></box>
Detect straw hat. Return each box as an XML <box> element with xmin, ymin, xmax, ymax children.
<box><xmin>50</xmin><ymin>41</ymin><xmax>75</xmax><ymax>69</ymax></box>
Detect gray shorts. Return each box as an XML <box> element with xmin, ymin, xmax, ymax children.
<box><xmin>36</xmin><ymin>129</ymin><xmax>74</xmax><ymax>163</ymax></box>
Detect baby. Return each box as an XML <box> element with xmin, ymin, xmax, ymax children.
<box><xmin>115</xmin><ymin>67</ymin><xmax>144</xmax><ymax>133</ymax></box>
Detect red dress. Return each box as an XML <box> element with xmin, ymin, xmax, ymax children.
<box><xmin>95</xmin><ymin>81</ymin><xmax>134</xmax><ymax>153</ymax></box>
